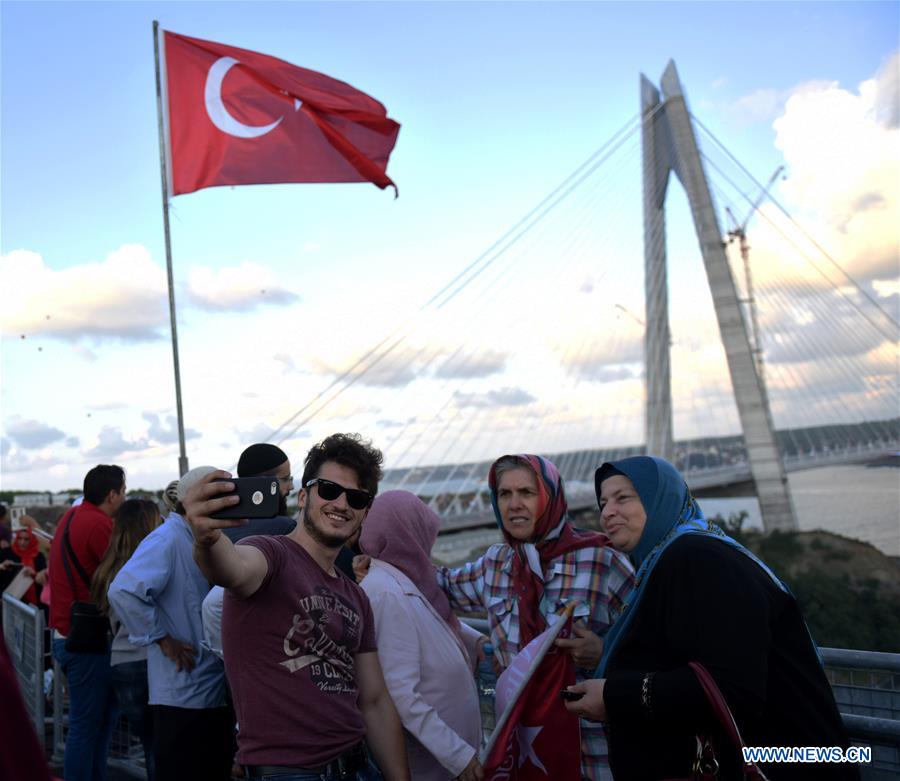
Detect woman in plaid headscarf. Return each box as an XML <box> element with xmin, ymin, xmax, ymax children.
<box><xmin>437</xmin><ymin>453</ymin><xmax>636</xmax><ymax>781</ymax></box>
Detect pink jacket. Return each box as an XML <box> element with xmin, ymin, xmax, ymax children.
<box><xmin>362</xmin><ymin>560</ymin><xmax>482</xmax><ymax>780</ymax></box>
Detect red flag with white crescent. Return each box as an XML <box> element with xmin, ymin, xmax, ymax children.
<box><xmin>482</xmin><ymin>608</ymin><xmax>582</xmax><ymax>781</ymax></box>
<box><xmin>159</xmin><ymin>30</ymin><xmax>400</xmax><ymax>196</ymax></box>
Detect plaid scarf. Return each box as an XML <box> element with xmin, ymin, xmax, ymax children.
<box><xmin>489</xmin><ymin>454</ymin><xmax>608</xmax><ymax>645</ymax></box>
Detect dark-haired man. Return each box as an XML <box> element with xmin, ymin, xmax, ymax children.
<box><xmin>202</xmin><ymin>443</ymin><xmax>297</xmax><ymax>655</ymax></box>
<box><xmin>49</xmin><ymin>464</ymin><xmax>125</xmax><ymax>781</ymax></box>
<box><xmin>225</xmin><ymin>442</ymin><xmax>297</xmax><ymax>542</ymax></box>
<box><xmin>184</xmin><ymin>433</ymin><xmax>410</xmax><ymax>781</ymax></box>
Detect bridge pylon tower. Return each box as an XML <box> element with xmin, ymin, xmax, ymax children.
<box><xmin>641</xmin><ymin>60</ymin><xmax>798</xmax><ymax>532</ymax></box>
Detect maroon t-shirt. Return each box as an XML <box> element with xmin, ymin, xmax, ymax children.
<box><xmin>222</xmin><ymin>535</ymin><xmax>377</xmax><ymax>767</ymax></box>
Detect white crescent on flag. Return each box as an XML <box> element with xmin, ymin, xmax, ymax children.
<box><xmin>204</xmin><ymin>56</ymin><xmax>283</xmax><ymax>138</ymax></box>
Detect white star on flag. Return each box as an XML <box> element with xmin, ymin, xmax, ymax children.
<box><xmin>517</xmin><ymin>725</ymin><xmax>547</xmax><ymax>773</ymax></box>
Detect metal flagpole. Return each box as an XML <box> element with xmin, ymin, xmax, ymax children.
<box><xmin>153</xmin><ymin>20</ymin><xmax>189</xmax><ymax>477</ymax></box>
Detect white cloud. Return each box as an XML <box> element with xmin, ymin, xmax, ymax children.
<box><xmin>86</xmin><ymin>402</ymin><xmax>128</xmax><ymax>412</ymax></box>
<box><xmin>769</xmin><ymin>60</ymin><xmax>899</xmax><ymax>286</ymax></box>
<box><xmin>0</xmin><ymin>247</ymin><xmax>303</xmax><ymax>344</ymax></box>
<box><xmin>1</xmin><ymin>437</ymin><xmax>67</xmax><ymax>474</ymax></box>
<box><xmin>314</xmin><ymin>347</ymin><xmax>418</xmax><ymax>388</ymax></box>
<box><xmin>376</xmin><ymin>418</ymin><xmax>409</xmax><ymax>429</ymax></box>
<box><xmin>0</xmin><ymin>245</ymin><xmax>168</xmax><ymax>341</ymax></box>
<box><xmin>873</xmin><ymin>51</ymin><xmax>899</xmax><ymax>129</ymax></box>
<box><xmin>313</xmin><ymin>341</ymin><xmax>507</xmax><ymax>389</ymax></box>
<box><xmin>273</xmin><ymin>353</ymin><xmax>297</xmax><ymax>373</ymax></box>
<box><xmin>434</xmin><ymin>350</ymin><xmax>507</xmax><ymax>379</ymax></box>
<box><xmin>724</xmin><ymin>87</ymin><xmax>792</xmax><ymax>124</ymax></box>
<box><xmin>235</xmin><ymin>423</ymin><xmax>280</xmax><ymax>445</ymax></box>
<box><xmin>76</xmin><ymin>413</ymin><xmax>203</xmax><ymax>462</ymax></box>
<box><xmin>4</xmin><ymin>417</ymin><xmax>72</xmax><ymax>450</ymax></box>
<box><xmin>559</xmin><ymin>333</ymin><xmax>643</xmax><ymax>382</ymax></box>
<box><xmin>186</xmin><ymin>262</ymin><xmax>299</xmax><ymax>312</ymax></box>
<box><xmin>454</xmin><ymin>386</ymin><xmax>536</xmax><ymax>408</ymax></box>
<box><xmin>712</xmin><ymin>54</ymin><xmax>900</xmax><ymax>418</ymax></box>
<box><xmin>142</xmin><ymin>412</ymin><xmax>200</xmax><ymax>444</ymax></box>
<box><xmin>766</xmin><ymin>343</ymin><xmax>898</xmax><ymax>425</ymax></box>
<box><xmin>84</xmin><ymin>426</ymin><xmax>151</xmax><ymax>459</ymax></box>
<box><xmin>721</xmin><ymin>55</ymin><xmax>899</xmax><ymax>291</ymax></box>
<box><xmin>872</xmin><ymin>278</ymin><xmax>900</xmax><ymax>299</ymax></box>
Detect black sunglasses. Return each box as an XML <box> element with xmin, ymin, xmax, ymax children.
<box><xmin>305</xmin><ymin>478</ymin><xmax>372</xmax><ymax>510</ymax></box>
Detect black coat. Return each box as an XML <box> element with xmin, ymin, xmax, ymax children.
<box><xmin>603</xmin><ymin>534</ymin><xmax>858</xmax><ymax>781</ymax></box>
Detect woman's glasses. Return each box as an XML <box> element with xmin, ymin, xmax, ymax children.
<box><xmin>305</xmin><ymin>478</ymin><xmax>372</xmax><ymax>510</ymax></box>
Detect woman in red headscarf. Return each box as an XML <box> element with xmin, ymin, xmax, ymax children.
<box><xmin>10</xmin><ymin>526</ymin><xmax>48</xmax><ymax>605</ymax></box>
<box><xmin>437</xmin><ymin>454</ymin><xmax>636</xmax><ymax>781</ymax></box>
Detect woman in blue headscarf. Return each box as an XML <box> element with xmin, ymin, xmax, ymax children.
<box><xmin>564</xmin><ymin>456</ymin><xmax>857</xmax><ymax>781</ymax></box>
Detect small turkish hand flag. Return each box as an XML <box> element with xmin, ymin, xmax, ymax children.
<box><xmin>482</xmin><ymin>609</ymin><xmax>582</xmax><ymax>781</ymax></box>
<box><xmin>160</xmin><ymin>30</ymin><xmax>400</xmax><ymax>196</ymax></box>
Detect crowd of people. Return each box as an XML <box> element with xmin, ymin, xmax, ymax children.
<box><xmin>0</xmin><ymin>431</ymin><xmax>860</xmax><ymax>781</ymax></box>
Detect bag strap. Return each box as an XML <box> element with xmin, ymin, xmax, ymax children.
<box><xmin>687</xmin><ymin>662</ymin><xmax>770</xmax><ymax>781</ymax></box>
<box><xmin>60</xmin><ymin>508</ymin><xmax>93</xmax><ymax>591</ymax></box>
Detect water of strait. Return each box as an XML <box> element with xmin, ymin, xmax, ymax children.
<box><xmin>433</xmin><ymin>465</ymin><xmax>900</xmax><ymax>563</ymax></box>
<box><xmin>702</xmin><ymin>464</ymin><xmax>900</xmax><ymax>558</ymax></box>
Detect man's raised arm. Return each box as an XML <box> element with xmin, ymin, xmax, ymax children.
<box><xmin>183</xmin><ymin>470</ymin><xmax>268</xmax><ymax>599</ymax></box>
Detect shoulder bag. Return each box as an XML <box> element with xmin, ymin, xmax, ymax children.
<box><xmin>664</xmin><ymin>662</ymin><xmax>770</xmax><ymax>781</ymax></box>
<box><xmin>60</xmin><ymin>509</ymin><xmax>111</xmax><ymax>654</ymax></box>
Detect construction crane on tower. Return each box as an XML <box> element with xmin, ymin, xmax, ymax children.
<box><xmin>725</xmin><ymin>165</ymin><xmax>786</xmax><ymax>384</ymax></box>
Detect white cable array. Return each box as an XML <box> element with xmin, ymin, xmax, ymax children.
<box><xmin>700</xmin><ymin>144</ymin><xmax>898</xmax><ymax>449</ymax></box>
<box><xmin>259</xmin><ymin>103</ymin><xmax>895</xmax><ymax>511</ymax></box>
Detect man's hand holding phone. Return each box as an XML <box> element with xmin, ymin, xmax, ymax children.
<box><xmin>184</xmin><ymin>470</ymin><xmax>272</xmax><ymax>597</ymax></box>
<box><xmin>183</xmin><ymin>470</ymin><xmax>245</xmax><ymax>548</ymax></box>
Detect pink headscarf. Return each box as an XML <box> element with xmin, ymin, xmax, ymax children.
<box><xmin>360</xmin><ymin>490</ymin><xmax>464</xmax><ymax>644</ymax></box>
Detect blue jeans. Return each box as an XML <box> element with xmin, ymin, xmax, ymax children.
<box><xmin>251</xmin><ymin>760</ymin><xmax>384</xmax><ymax>781</ymax></box>
<box><xmin>53</xmin><ymin>638</ymin><xmax>118</xmax><ymax>781</ymax></box>
<box><xmin>111</xmin><ymin>659</ymin><xmax>155</xmax><ymax>781</ymax></box>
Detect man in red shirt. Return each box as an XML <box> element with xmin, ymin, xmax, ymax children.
<box><xmin>49</xmin><ymin>464</ymin><xmax>125</xmax><ymax>781</ymax></box>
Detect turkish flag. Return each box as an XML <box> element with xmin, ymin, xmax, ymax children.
<box><xmin>160</xmin><ymin>30</ymin><xmax>400</xmax><ymax>195</ymax></box>
<box><xmin>482</xmin><ymin>612</ymin><xmax>582</xmax><ymax>781</ymax></box>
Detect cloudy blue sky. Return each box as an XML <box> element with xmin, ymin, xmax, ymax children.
<box><xmin>2</xmin><ymin>1</ymin><xmax>898</xmax><ymax>491</ymax></box>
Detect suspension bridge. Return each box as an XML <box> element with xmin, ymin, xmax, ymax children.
<box><xmin>260</xmin><ymin>61</ymin><xmax>898</xmax><ymax>532</ymax></box>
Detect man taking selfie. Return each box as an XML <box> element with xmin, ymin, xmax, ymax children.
<box><xmin>184</xmin><ymin>433</ymin><xmax>410</xmax><ymax>781</ymax></box>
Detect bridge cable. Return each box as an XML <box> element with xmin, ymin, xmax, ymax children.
<box><xmin>698</xmin><ymin>150</ymin><xmax>898</xmax><ymax>343</ymax></box>
<box><xmin>385</xmin><ymin>139</ymin><xmax>644</xmax><ymax>498</ymax></box>
<box><xmin>266</xmin><ymin>110</ymin><xmax>656</xmax><ymax>448</ymax></box>
<box><xmin>691</xmin><ymin>114</ymin><xmax>899</xmax><ymax>331</ymax></box>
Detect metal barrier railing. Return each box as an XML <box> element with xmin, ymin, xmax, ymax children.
<box><xmin>2</xmin><ymin>592</ymin><xmax>146</xmax><ymax>778</ymax></box>
<box><xmin>2</xmin><ymin>593</ymin><xmax>46</xmax><ymax>741</ymax></box>
<box><xmin>51</xmin><ymin>652</ymin><xmax>147</xmax><ymax>779</ymax></box>
<box><xmin>821</xmin><ymin>647</ymin><xmax>900</xmax><ymax>778</ymax></box>
<box><xmin>461</xmin><ymin>619</ymin><xmax>900</xmax><ymax>778</ymax></box>
<box><xmin>5</xmin><ymin>598</ymin><xmax>897</xmax><ymax>778</ymax></box>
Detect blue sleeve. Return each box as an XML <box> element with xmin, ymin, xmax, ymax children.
<box><xmin>107</xmin><ymin>532</ymin><xmax>172</xmax><ymax>647</ymax></box>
